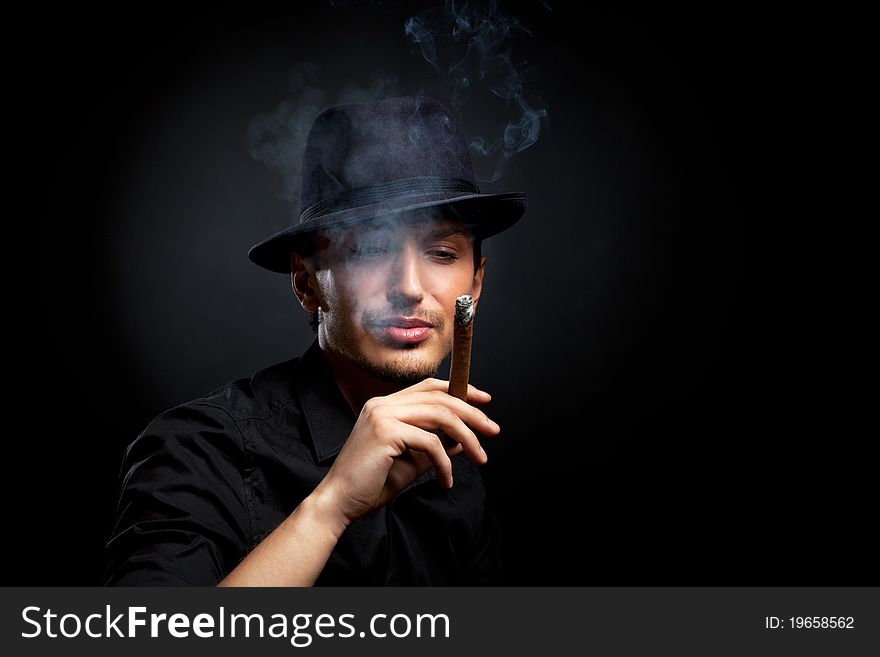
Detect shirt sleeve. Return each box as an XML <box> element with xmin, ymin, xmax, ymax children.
<box><xmin>104</xmin><ymin>402</ymin><xmax>252</xmax><ymax>586</ymax></box>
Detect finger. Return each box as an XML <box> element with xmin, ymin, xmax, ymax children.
<box><xmin>429</xmin><ymin>429</ymin><xmax>471</xmax><ymax>458</ymax></box>
<box><xmin>401</xmin><ymin>378</ymin><xmax>492</xmax><ymax>403</ymax></box>
<box><xmin>466</xmin><ymin>386</ymin><xmax>492</xmax><ymax>404</ymax></box>
<box><xmin>382</xmin><ymin>390</ymin><xmax>501</xmax><ymax>437</ymax></box>
<box><xmin>446</xmin><ymin>442</ymin><xmax>464</xmax><ymax>457</ymax></box>
<box><xmin>391</xmin><ymin>423</ymin><xmax>455</xmax><ymax>488</ymax></box>
<box><xmin>402</xmin><ymin>377</ymin><xmax>448</xmax><ymax>393</ymax></box>
<box><xmin>386</xmin><ymin>404</ymin><xmax>488</xmax><ymax>465</ymax></box>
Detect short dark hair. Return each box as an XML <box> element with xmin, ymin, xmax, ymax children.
<box><xmin>306</xmin><ymin>236</ymin><xmax>483</xmax><ymax>334</ymax></box>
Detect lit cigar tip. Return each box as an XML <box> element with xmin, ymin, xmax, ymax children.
<box><xmin>454</xmin><ymin>295</ymin><xmax>474</xmax><ymax>325</ymax></box>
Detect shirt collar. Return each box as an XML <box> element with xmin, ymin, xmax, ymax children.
<box><xmin>294</xmin><ymin>339</ymin><xmax>358</xmax><ymax>463</ymax></box>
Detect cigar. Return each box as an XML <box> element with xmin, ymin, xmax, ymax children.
<box><xmin>448</xmin><ymin>295</ymin><xmax>474</xmax><ymax>401</ymax></box>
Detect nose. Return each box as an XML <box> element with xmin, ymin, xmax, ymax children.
<box><xmin>386</xmin><ymin>241</ymin><xmax>424</xmax><ymax>306</ymax></box>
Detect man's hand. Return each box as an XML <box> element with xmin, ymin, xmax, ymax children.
<box><xmin>311</xmin><ymin>378</ymin><xmax>500</xmax><ymax>531</ymax></box>
<box><xmin>219</xmin><ymin>378</ymin><xmax>498</xmax><ymax>586</ymax></box>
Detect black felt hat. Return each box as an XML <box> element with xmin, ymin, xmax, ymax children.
<box><xmin>248</xmin><ymin>95</ymin><xmax>527</xmax><ymax>274</ymax></box>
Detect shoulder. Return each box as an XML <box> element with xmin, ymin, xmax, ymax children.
<box><xmin>125</xmin><ymin>354</ymin><xmax>307</xmax><ymax>465</ymax></box>
<box><xmin>196</xmin><ymin>354</ymin><xmax>304</xmax><ymax>421</ymax></box>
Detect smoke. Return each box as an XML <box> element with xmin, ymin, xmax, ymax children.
<box><xmin>405</xmin><ymin>17</ymin><xmax>440</xmax><ymax>72</ymax></box>
<box><xmin>312</xmin><ymin>209</ymin><xmax>474</xmax><ymax>383</ymax></box>
<box><xmin>248</xmin><ymin>1</ymin><xmax>548</xmax><ymax>202</ymax></box>
<box><xmin>404</xmin><ymin>0</ymin><xmax>549</xmax><ymax>182</ymax></box>
<box><xmin>247</xmin><ymin>64</ymin><xmax>400</xmax><ymax>207</ymax></box>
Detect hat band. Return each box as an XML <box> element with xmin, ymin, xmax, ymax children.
<box><xmin>299</xmin><ymin>176</ymin><xmax>480</xmax><ymax>223</ymax></box>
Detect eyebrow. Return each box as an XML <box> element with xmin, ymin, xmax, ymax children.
<box><xmin>428</xmin><ymin>227</ymin><xmax>468</xmax><ymax>239</ymax></box>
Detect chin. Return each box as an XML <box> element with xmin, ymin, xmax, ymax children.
<box><xmin>361</xmin><ymin>347</ymin><xmax>443</xmax><ymax>384</ymax></box>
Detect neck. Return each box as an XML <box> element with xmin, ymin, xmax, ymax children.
<box><xmin>319</xmin><ymin>344</ymin><xmax>407</xmax><ymax>415</ymax></box>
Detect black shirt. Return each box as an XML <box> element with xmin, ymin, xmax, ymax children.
<box><xmin>104</xmin><ymin>340</ymin><xmax>502</xmax><ymax>585</ymax></box>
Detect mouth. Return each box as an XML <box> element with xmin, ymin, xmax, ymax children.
<box><xmin>373</xmin><ymin>316</ymin><xmax>435</xmax><ymax>345</ymax></box>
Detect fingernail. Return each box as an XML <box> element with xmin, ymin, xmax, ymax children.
<box><xmin>480</xmin><ymin>446</ymin><xmax>487</xmax><ymax>461</ymax></box>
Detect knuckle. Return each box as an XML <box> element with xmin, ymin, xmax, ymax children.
<box><xmin>432</xmin><ymin>404</ymin><xmax>455</xmax><ymax>422</ymax></box>
<box><xmin>361</xmin><ymin>397</ymin><xmax>387</xmax><ymax>419</ymax></box>
<box><xmin>373</xmin><ymin>416</ymin><xmax>394</xmax><ymax>434</ymax></box>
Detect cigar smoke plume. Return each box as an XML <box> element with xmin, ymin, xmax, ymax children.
<box><xmin>247</xmin><ymin>65</ymin><xmax>400</xmax><ymax>205</ymax></box>
<box><xmin>249</xmin><ymin>2</ymin><xmax>550</xmax><ymax>203</ymax></box>
<box><xmin>405</xmin><ymin>0</ymin><xmax>550</xmax><ymax>182</ymax></box>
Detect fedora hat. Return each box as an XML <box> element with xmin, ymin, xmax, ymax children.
<box><xmin>248</xmin><ymin>95</ymin><xmax>527</xmax><ymax>274</ymax></box>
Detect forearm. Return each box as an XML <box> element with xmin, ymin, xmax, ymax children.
<box><xmin>217</xmin><ymin>487</ymin><xmax>349</xmax><ymax>587</ymax></box>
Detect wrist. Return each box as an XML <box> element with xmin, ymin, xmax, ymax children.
<box><xmin>301</xmin><ymin>483</ymin><xmax>351</xmax><ymax>540</ymax></box>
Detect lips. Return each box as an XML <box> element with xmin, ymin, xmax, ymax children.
<box><xmin>374</xmin><ymin>317</ymin><xmax>434</xmax><ymax>344</ymax></box>
<box><xmin>377</xmin><ymin>317</ymin><xmax>433</xmax><ymax>329</ymax></box>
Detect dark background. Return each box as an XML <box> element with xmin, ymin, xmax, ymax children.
<box><xmin>16</xmin><ymin>2</ymin><xmax>869</xmax><ymax>585</ymax></box>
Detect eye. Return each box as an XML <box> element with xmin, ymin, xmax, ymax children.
<box><xmin>349</xmin><ymin>240</ymin><xmax>390</xmax><ymax>258</ymax></box>
<box><xmin>428</xmin><ymin>249</ymin><xmax>460</xmax><ymax>262</ymax></box>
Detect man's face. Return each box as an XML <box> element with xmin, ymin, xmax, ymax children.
<box><xmin>311</xmin><ymin>216</ymin><xmax>485</xmax><ymax>384</ymax></box>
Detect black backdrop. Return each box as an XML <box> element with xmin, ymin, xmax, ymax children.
<box><xmin>18</xmin><ymin>3</ymin><xmax>869</xmax><ymax>585</ymax></box>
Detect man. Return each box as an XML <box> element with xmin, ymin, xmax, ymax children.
<box><xmin>104</xmin><ymin>96</ymin><xmax>527</xmax><ymax>585</ymax></box>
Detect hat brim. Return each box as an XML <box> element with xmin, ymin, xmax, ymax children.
<box><xmin>248</xmin><ymin>191</ymin><xmax>527</xmax><ymax>274</ymax></box>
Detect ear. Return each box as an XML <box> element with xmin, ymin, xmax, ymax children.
<box><xmin>290</xmin><ymin>252</ymin><xmax>328</xmax><ymax>312</ymax></box>
<box><xmin>471</xmin><ymin>255</ymin><xmax>488</xmax><ymax>312</ymax></box>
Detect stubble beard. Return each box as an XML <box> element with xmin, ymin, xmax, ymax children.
<box><xmin>354</xmin><ymin>348</ymin><xmax>444</xmax><ymax>384</ymax></box>
<box><xmin>322</xmin><ymin>309</ymin><xmax>451</xmax><ymax>385</ymax></box>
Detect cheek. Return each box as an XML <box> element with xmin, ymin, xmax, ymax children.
<box><xmin>424</xmin><ymin>264</ymin><xmax>474</xmax><ymax>299</ymax></box>
<box><xmin>324</xmin><ymin>267</ymin><xmax>387</xmax><ymax>315</ymax></box>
